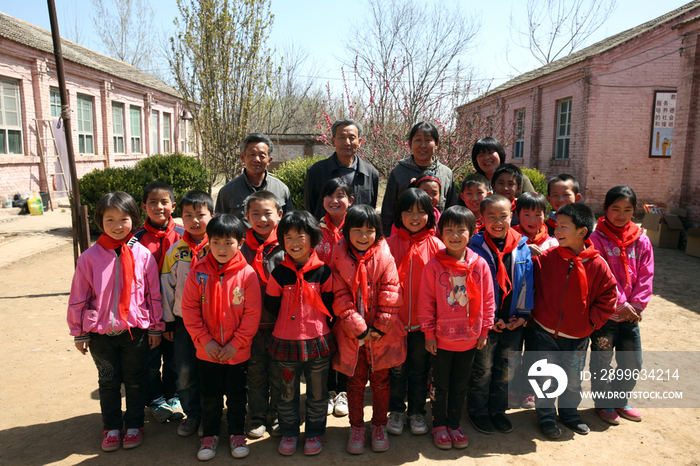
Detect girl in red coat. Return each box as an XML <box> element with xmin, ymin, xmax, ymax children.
<box><xmin>331</xmin><ymin>205</ymin><xmax>405</xmax><ymax>455</ymax></box>
<box><xmin>386</xmin><ymin>189</ymin><xmax>443</xmax><ymax>436</ymax></box>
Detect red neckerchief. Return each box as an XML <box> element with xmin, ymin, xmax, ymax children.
<box><xmin>245</xmin><ymin>227</ymin><xmax>278</xmax><ymax>284</ymax></box>
<box><xmin>556</xmin><ymin>239</ymin><xmax>600</xmax><ymax>311</ymax></box>
<box><xmin>323</xmin><ymin>213</ymin><xmax>345</xmax><ymax>245</ymax></box>
<box><xmin>202</xmin><ymin>251</ymin><xmax>248</xmax><ymax>343</ymax></box>
<box><xmin>142</xmin><ymin>217</ymin><xmax>177</xmax><ymax>269</ymax></box>
<box><xmin>435</xmin><ymin>249</ymin><xmax>481</xmax><ymax>325</ymax></box>
<box><xmin>484</xmin><ymin>229</ymin><xmax>522</xmax><ymax>305</ymax></box>
<box><xmin>182</xmin><ymin>232</ymin><xmax>208</xmax><ymax>268</ymax></box>
<box><xmin>545</xmin><ymin>216</ymin><xmax>557</xmax><ymax>231</ymax></box>
<box><xmin>280</xmin><ymin>250</ymin><xmax>331</xmax><ymax>318</ymax></box>
<box><xmin>396</xmin><ymin>227</ymin><xmax>432</xmax><ymax>286</ymax></box>
<box><xmin>510</xmin><ymin>198</ymin><xmax>517</xmax><ymax>212</ymax></box>
<box><xmin>350</xmin><ymin>241</ymin><xmax>379</xmax><ymax>317</ymax></box>
<box><xmin>514</xmin><ymin>224</ymin><xmax>549</xmax><ymax>245</ymax></box>
<box><xmin>595</xmin><ymin>217</ymin><xmax>642</xmax><ymax>290</ymax></box>
<box><xmin>96</xmin><ymin>233</ymin><xmax>135</xmax><ymax>334</ymax></box>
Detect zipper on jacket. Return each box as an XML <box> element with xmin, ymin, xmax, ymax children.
<box><xmin>112</xmin><ymin>251</ymin><xmax>119</xmax><ymax>333</ymax></box>
<box><xmin>554</xmin><ymin>261</ymin><xmax>574</xmax><ymax>338</ymax></box>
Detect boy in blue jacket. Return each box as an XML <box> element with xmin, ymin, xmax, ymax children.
<box><xmin>467</xmin><ymin>194</ymin><xmax>533</xmax><ymax>435</ymax></box>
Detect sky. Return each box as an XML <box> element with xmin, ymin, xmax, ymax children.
<box><xmin>1</xmin><ymin>0</ymin><xmax>691</xmax><ymax>96</ymax></box>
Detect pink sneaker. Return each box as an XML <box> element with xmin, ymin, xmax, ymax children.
<box><xmin>521</xmin><ymin>395</ymin><xmax>536</xmax><ymax>409</ymax></box>
<box><xmin>371</xmin><ymin>425</ymin><xmax>389</xmax><ymax>452</ymax></box>
<box><xmin>101</xmin><ymin>429</ymin><xmax>120</xmax><ymax>452</ymax></box>
<box><xmin>616</xmin><ymin>405</ymin><xmax>642</xmax><ymax>422</ymax></box>
<box><xmin>597</xmin><ymin>408</ymin><xmax>621</xmax><ymax>425</ymax></box>
<box><xmin>278</xmin><ymin>436</ymin><xmax>297</xmax><ymax>456</ymax></box>
<box><xmin>448</xmin><ymin>427</ymin><xmax>469</xmax><ymax>449</ymax></box>
<box><xmin>347</xmin><ymin>426</ymin><xmax>365</xmax><ymax>455</ymax></box>
<box><xmin>432</xmin><ymin>427</ymin><xmax>451</xmax><ymax>450</ymax></box>
<box><xmin>230</xmin><ymin>434</ymin><xmax>249</xmax><ymax>458</ymax></box>
<box><xmin>304</xmin><ymin>436</ymin><xmax>323</xmax><ymax>456</ymax></box>
<box><xmin>122</xmin><ymin>428</ymin><xmax>143</xmax><ymax>450</ymax></box>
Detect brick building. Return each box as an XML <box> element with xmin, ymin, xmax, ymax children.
<box><xmin>0</xmin><ymin>12</ymin><xmax>195</xmax><ymax>204</ymax></box>
<box><xmin>457</xmin><ymin>1</ymin><xmax>700</xmax><ymax>226</ymax></box>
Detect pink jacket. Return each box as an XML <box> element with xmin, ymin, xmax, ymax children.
<box><xmin>590</xmin><ymin>229</ymin><xmax>654</xmax><ymax>319</ymax></box>
<box><xmin>67</xmin><ymin>239</ymin><xmax>164</xmax><ymax>338</ymax></box>
<box><xmin>330</xmin><ymin>238</ymin><xmax>406</xmax><ymax>376</ymax></box>
<box><xmin>417</xmin><ymin>249</ymin><xmax>495</xmax><ymax>351</ymax></box>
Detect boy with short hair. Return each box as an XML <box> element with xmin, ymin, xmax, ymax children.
<box><xmin>460</xmin><ymin>173</ymin><xmax>491</xmax><ymax>233</ymax></box>
<box><xmin>240</xmin><ymin>191</ymin><xmax>285</xmax><ymax>438</ymax></box>
<box><xmin>467</xmin><ymin>194</ymin><xmax>533</xmax><ymax>435</ymax></box>
<box><xmin>514</xmin><ymin>192</ymin><xmax>559</xmax><ymax>257</ymax></box>
<box><xmin>160</xmin><ymin>190</ymin><xmax>214</xmax><ymax>437</ymax></box>
<box><xmin>181</xmin><ymin>214</ymin><xmax>262</xmax><ymax>460</ymax></box>
<box><xmin>530</xmin><ymin>203</ymin><xmax>616</xmax><ymax>439</ymax></box>
<box><xmin>546</xmin><ymin>174</ymin><xmax>582</xmax><ymax>236</ymax></box>
<box><xmin>491</xmin><ymin>164</ymin><xmax>524</xmax><ymax>227</ymax></box>
<box><xmin>134</xmin><ymin>181</ymin><xmax>185</xmax><ymax>422</ymax></box>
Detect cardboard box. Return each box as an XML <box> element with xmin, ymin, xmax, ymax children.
<box><xmin>687</xmin><ymin>228</ymin><xmax>700</xmax><ymax>258</ymax></box>
<box><xmin>642</xmin><ymin>207</ymin><xmax>686</xmax><ymax>249</ymax></box>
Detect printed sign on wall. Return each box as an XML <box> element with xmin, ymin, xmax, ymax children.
<box><xmin>650</xmin><ymin>91</ymin><xmax>676</xmax><ymax>157</ymax></box>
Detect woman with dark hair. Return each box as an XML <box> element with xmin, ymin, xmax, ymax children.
<box><xmin>470</xmin><ymin>137</ymin><xmax>534</xmax><ymax>196</ymax></box>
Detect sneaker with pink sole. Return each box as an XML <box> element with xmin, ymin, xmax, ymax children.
<box><xmin>371</xmin><ymin>425</ymin><xmax>389</xmax><ymax>452</ymax></box>
<box><xmin>122</xmin><ymin>428</ymin><xmax>143</xmax><ymax>450</ymax></box>
<box><xmin>448</xmin><ymin>427</ymin><xmax>469</xmax><ymax>449</ymax></box>
<box><xmin>278</xmin><ymin>436</ymin><xmax>298</xmax><ymax>456</ymax></box>
<box><xmin>597</xmin><ymin>408</ymin><xmax>621</xmax><ymax>425</ymax></box>
<box><xmin>521</xmin><ymin>395</ymin><xmax>536</xmax><ymax>409</ymax></box>
<box><xmin>616</xmin><ymin>405</ymin><xmax>642</xmax><ymax>422</ymax></box>
<box><xmin>347</xmin><ymin>426</ymin><xmax>365</xmax><ymax>455</ymax></box>
<box><xmin>101</xmin><ymin>429</ymin><xmax>120</xmax><ymax>452</ymax></box>
<box><xmin>304</xmin><ymin>436</ymin><xmax>323</xmax><ymax>456</ymax></box>
<box><xmin>431</xmin><ymin>427</ymin><xmax>451</xmax><ymax>450</ymax></box>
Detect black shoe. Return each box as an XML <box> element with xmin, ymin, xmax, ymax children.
<box><xmin>490</xmin><ymin>413</ymin><xmax>513</xmax><ymax>433</ymax></box>
<box><xmin>468</xmin><ymin>415</ymin><xmax>496</xmax><ymax>435</ymax></box>
<box><xmin>563</xmin><ymin>420</ymin><xmax>590</xmax><ymax>435</ymax></box>
<box><xmin>540</xmin><ymin>421</ymin><xmax>561</xmax><ymax>439</ymax></box>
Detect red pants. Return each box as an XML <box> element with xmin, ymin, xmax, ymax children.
<box><xmin>347</xmin><ymin>344</ymin><xmax>390</xmax><ymax>428</ymax></box>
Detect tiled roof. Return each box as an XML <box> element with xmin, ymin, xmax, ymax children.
<box><xmin>467</xmin><ymin>1</ymin><xmax>700</xmax><ymax>102</ymax></box>
<box><xmin>0</xmin><ymin>11</ymin><xmax>180</xmax><ymax>98</ymax></box>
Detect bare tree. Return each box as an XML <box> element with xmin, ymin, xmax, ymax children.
<box><xmin>62</xmin><ymin>1</ymin><xmax>87</xmax><ymax>45</ymax></box>
<box><xmin>90</xmin><ymin>0</ymin><xmax>156</xmax><ymax>69</ymax></box>
<box><xmin>509</xmin><ymin>0</ymin><xmax>618</xmax><ymax>67</ymax></box>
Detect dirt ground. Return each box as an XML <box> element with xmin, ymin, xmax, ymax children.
<box><xmin>0</xmin><ymin>243</ymin><xmax>699</xmax><ymax>466</ymax></box>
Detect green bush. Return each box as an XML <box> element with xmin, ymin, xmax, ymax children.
<box><xmin>272</xmin><ymin>156</ymin><xmax>325</xmax><ymax>211</ymax></box>
<box><xmin>79</xmin><ymin>153</ymin><xmax>209</xmax><ymax>232</ymax></box>
<box><xmin>522</xmin><ymin>167</ymin><xmax>548</xmax><ymax>197</ymax></box>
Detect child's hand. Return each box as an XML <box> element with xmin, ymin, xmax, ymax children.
<box><xmin>476</xmin><ymin>337</ymin><xmax>487</xmax><ymax>350</ymax></box>
<box><xmin>369</xmin><ymin>330</ymin><xmax>382</xmax><ymax>342</ymax></box>
<box><xmin>425</xmin><ymin>339</ymin><xmax>437</xmax><ymax>355</ymax></box>
<box><xmin>619</xmin><ymin>304</ymin><xmax>640</xmax><ymax>323</ymax></box>
<box><xmin>506</xmin><ymin>317</ymin><xmax>526</xmax><ymax>330</ymax></box>
<box><xmin>218</xmin><ymin>343</ymin><xmax>238</xmax><ymax>361</ymax></box>
<box><xmin>149</xmin><ymin>334</ymin><xmax>162</xmax><ymax>349</ymax></box>
<box><xmin>162</xmin><ymin>331</ymin><xmax>174</xmax><ymax>342</ymax></box>
<box><xmin>204</xmin><ymin>340</ymin><xmax>222</xmax><ymax>359</ymax></box>
<box><xmin>74</xmin><ymin>341</ymin><xmax>89</xmax><ymax>355</ymax></box>
<box><xmin>527</xmin><ymin>244</ymin><xmax>543</xmax><ymax>257</ymax></box>
<box><xmin>493</xmin><ymin>318</ymin><xmax>507</xmax><ymax>333</ymax></box>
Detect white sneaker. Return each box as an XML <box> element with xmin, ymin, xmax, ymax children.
<box><xmin>328</xmin><ymin>390</ymin><xmax>337</xmax><ymax>415</ymax></box>
<box><xmin>386</xmin><ymin>411</ymin><xmax>405</xmax><ymax>435</ymax></box>
<box><xmin>409</xmin><ymin>414</ymin><xmax>428</xmax><ymax>435</ymax></box>
<box><xmin>247</xmin><ymin>424</ymin><xmax>266</xmax><ymax>438</ymax></box>
<box><xmin>334</xmin><ymin>392</ymin><xmax>349</xmax><ymax>416</ymax></box>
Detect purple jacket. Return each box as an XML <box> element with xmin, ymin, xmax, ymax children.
<box><xmin>67</xmin><ymin>238</ymin><xmax>164</xmax><ymax>340</ymax></box>
<box><xmin>590</xmin><ymin>229</ymin><xmax>654</xmax><ymax>317</ymax></box>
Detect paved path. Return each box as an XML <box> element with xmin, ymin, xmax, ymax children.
<box><xmin>0</xmin><ymin>209</ymin><xmax>74</xmax><ymax>268</ymax></box>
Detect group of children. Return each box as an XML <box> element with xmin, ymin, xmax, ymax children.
<box><xmin>67</xmin><ymin>152</ymin><xmax>654</xmax><ymax>459</ymax></box>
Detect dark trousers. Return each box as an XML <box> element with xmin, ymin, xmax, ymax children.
<box><xmin>347</xmin><ymin>344</ymin><xmax>390</xmax><ymax>428</ymax></box>
<box><xmin>89</xmin><ymin>328</ymin><xmax>148</xmax><ymax>430</ymax></box>
<box><xmin>277</xmin><ymin>356</ymin><xmax>330</xmax><ymax>438</ymax></box>
<box><xmin>173</xmin><ymin>317</ymin><xmax>200</xmax><ymax>419</ymax></box>
<box><xmin>389</xmin><ymin>330</ymin><xmax>430</xmax><ymax>416</ymax></box>
<box><xmin>531</xmin><ymin>325</ymin><xmax>589</xmax><ymax>425</ymax></box>
<box><xmin>327</xmin><ymin>369</ymin><xmax>348</xmax><ymax>393</ymax></box>
<box><xmin>468</xmin><ymin>327</ymin><xmax>523</xmax><ymax>416</ymax></box>
<box><xmin>144</xmin><ymin>333</ymin><xmax>178</xmax><ymax>405</ymax></box>
<box><xmin>431</xmin><ymin>347</ymin><xmax>476</xmax><ymax>429</ymax></box>
<box><xmin>199</xmin><ymin>359</ymin><xmax>248</xmax><ymax>437</ymax></box>
<box><xmin>247</xmin><ymin>329</ymin><xmax>280</xmax><ymax>428</ymax></box>
<box><xmin>590</xmin><ymin>320</ymin><xmax>643</xmax><ymax>408</ymax></box>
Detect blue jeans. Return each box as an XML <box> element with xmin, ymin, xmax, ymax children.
<box><xmin>589</xmin><ymin>320</ymin><xmax>643</xmax><ymax>408</ymax></box>
<box><xmin>531</xmin><ymin>325</ymin><xmax>589</xmax><ymax>425</ymax></box>
<box><xmin>144</xmin><ymin>333</ymin><xmax>178</xmax><ymax>406</ymax></box>
<box><xmin>468</xmin><ymin>327</ymin><xmax>523</xmax><ymax>416</ymax></box>
<box><xmin>247</xmin><ymin>329</ymin><xmax>280</xmax><ymax>428</ymax></box>
<box><xmin>389</xmin><ymin>330</ymin><xmax>430</xmax><ymax>416</ymax></box>
<box><xmin>173</xmin><ymin>317</ymin><xmax>200</xmax><ymax>420</ymax></box>
<box><xmin>277</xmin><ymin>356</ymin><xmax>330</xmax><ymax>438</ymax></box>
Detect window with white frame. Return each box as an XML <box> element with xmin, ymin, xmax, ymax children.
<box><xmin>50</xmin><ymin>88</ymin><xmax>61</xmax><ymax>118</ymax></box>
<box><xmin>0</xmin><ymin>78</ymin><xmax>23</xmax><ymax>155</ymax></box>
<box><xmin>130</xmin><ymin>105</ymin><xmax>141</xmax><ymax>153</ymax></box>
<box><xmin>179</xmin><ymin>118</ymin><xmax>187</xmax><ymax>153</ymax></box>
<box><xmin>162</xmin><ymin>113</ymin><xmax>171</xmax><ymax>153</ymax></box>
<box><xmin>112</xmin><ymin>102</ymin><xmax>125</xmax><ymax>154</ymax></box>
<box><xmin>514</xmin><ymin>108</ymin><xmax>525</xmax><ymax>159</ymax></box>
<box><xmin>556</xmin><ymin>98</ymin><xmax>572</xmax><ymax>160</ymax></box>
<box><xmin>77</xmin><ymin>94</ymin><xmax>94</xmax><ymax>154</ymax></box>
<box><xmin>151</xmin><ymin>110</ymin><xmax>159</xmax><ymax>155</ymax></box>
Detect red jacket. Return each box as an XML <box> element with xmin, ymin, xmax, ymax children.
<box><xmin>386</xmin><ymin>230</ymin><xmax>443</xmax><ymax>331</ymax></box>
<box><xmin>532</xmin><ymin>246</ymin><xmax>617</xmax><ymax>339</ymax></box>
<box><xmin>330</xmin><ymin>237</ymin><xmax>405</xmax><ymax>376</ymax></box>
<box><xmin>181</xmin><ymin>255</ymin><xmax>262</xmax><ymax>365</ymax></box>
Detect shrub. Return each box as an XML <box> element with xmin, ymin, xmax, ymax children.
<box><xmin>522</xmin><ymin>167</ymin><xmax>548</xmax><ymax>198</ymax></box>
<box><xmin>79</xmin><ymin>153</ymin><xmax>209</xmax><ymax>232</ymax></box>
<box><xmin>272</xmin><ymin>156</ymin><xmax>325</xmax><ymax>211</ymax></box>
